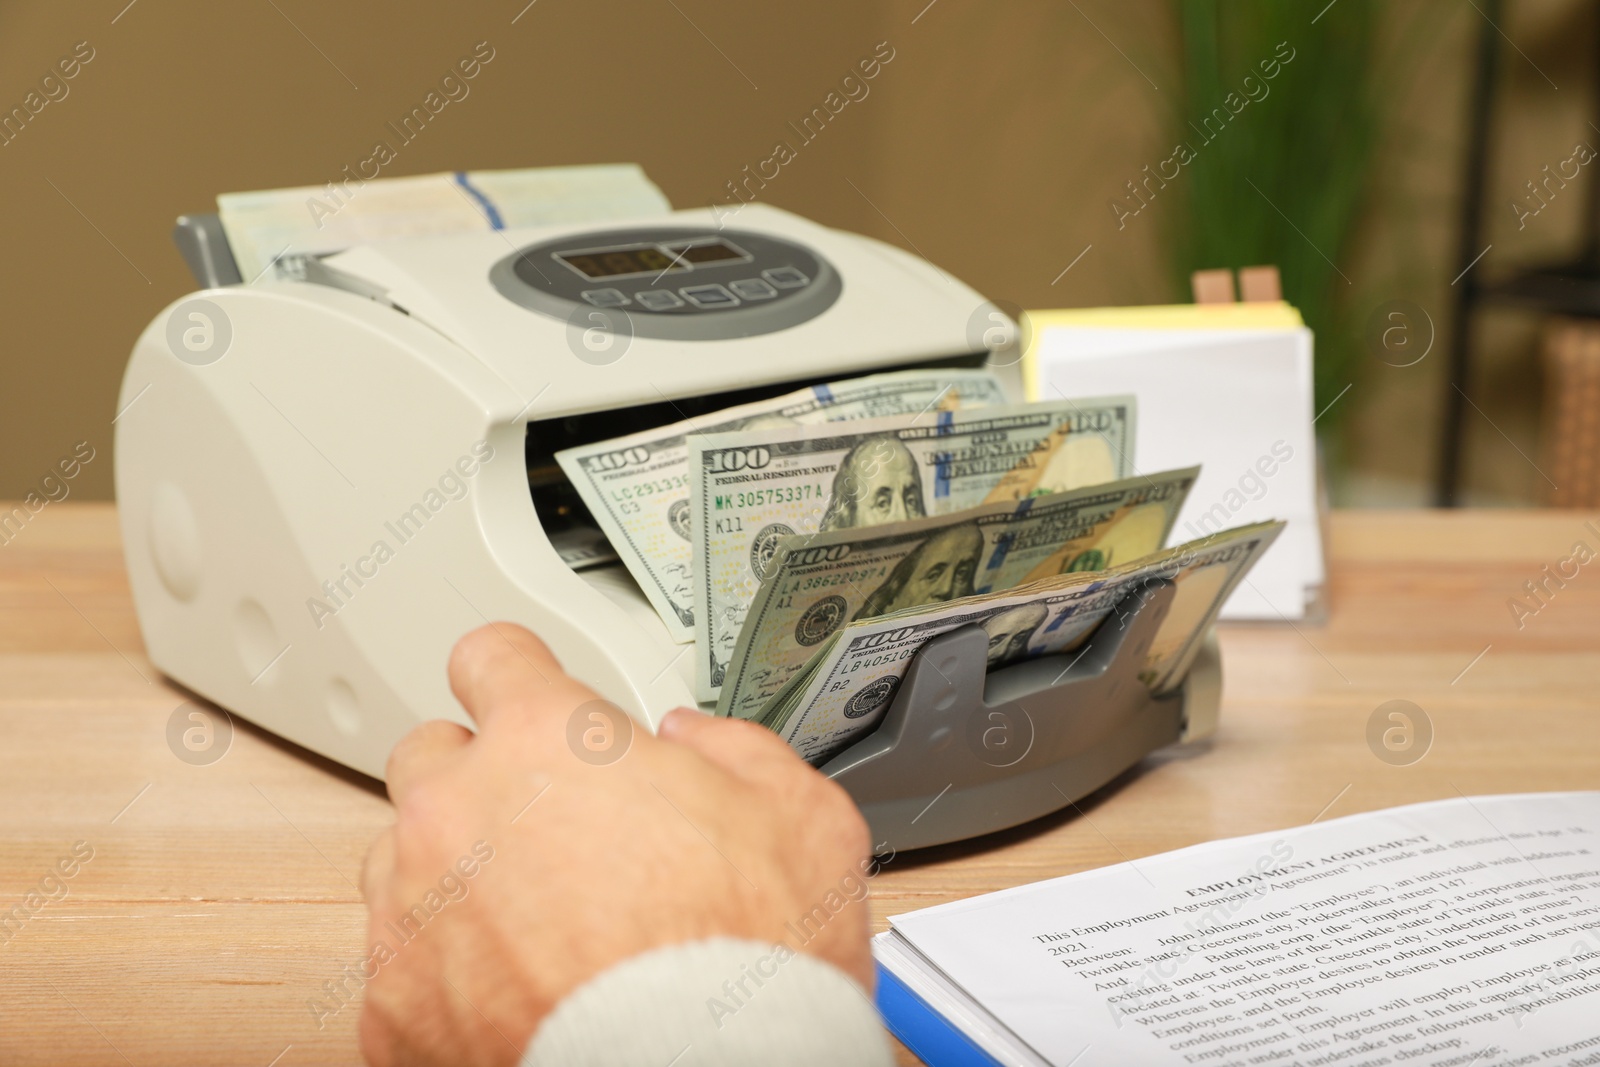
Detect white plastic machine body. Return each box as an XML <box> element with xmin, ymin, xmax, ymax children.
<box><xmin>115</xmin><ymin>205</ymin><xmax>1004</xmax><ymax>779</ymax></box>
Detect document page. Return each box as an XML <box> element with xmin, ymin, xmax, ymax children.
<box><xmin>884</xmin><ymin>794</ymin><xmax>1600</xmax><ymax>1066</ymax></box>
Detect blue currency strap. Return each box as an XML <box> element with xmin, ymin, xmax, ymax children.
<box><xmin>453</xmin><ymin>172</ymin><xmax>506</xmax><ymax>230</ymax></box>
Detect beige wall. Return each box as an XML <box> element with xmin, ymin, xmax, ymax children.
<box><xmin>1</xmin><ymin>0</ymin><xmax>1589</xmax><ymax>504</ymax></box>
<box><xmin>0</xmin><ymin>0</ymin><xmax>1175</xmax><ymax>502</ymax></box>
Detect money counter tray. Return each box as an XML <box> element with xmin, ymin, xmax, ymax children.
<box><xmin>821</xmin><ymin>578</ymin><xmax>1220</xmax><ymax>852</ymax></box>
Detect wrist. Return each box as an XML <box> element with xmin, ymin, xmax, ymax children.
<box><xmin>523</xmin><ymin>937</ymin><xmax>891</xmax><ymax>1067</ymax></box>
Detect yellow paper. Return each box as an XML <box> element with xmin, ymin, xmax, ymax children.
<box><xmin>1021</xmin><ymin>301</ymin><xmax>1306</xmax><ymax>400</ymax></box>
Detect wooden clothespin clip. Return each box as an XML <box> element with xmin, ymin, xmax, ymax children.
<box><xmin>1191</xmin><ymin>265</ymin><xmax>1283</xmax><ymax>305</ymax></box>
<box><xmin>1191</xmin><ymin>269</ymin><xmax>1236</xmax><ymax>305</ymax></box>
<box><xmin>1238</xmin><ymin>265</ymin><xmax>1282</xmax><ymax>303</ymax></box>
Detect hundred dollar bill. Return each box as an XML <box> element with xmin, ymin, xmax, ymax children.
<box><xmin>219</xmin><ymin>165</ymin><xmax>671</xmax><ymax>282</ymax></box>
<box><xmin>556</xmin><ymin>369</ymin><xmax>1013</xmax><ymax>643</ymax></box>
<box><xmin>689</xmin><ymin>397</ymin><xmax>1138</xmax><ymax>701</ymax></box>
<box><xmin>763</xmin><ymin>521</ymin><xmax>1284</xmax><ymax>765</ymax></box>
<box><xmin>715</xmin><ymin>467</ymin><xmax>1197</xmax><ymax>719</ymax></box>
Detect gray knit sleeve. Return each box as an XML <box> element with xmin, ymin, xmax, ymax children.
<box><xmin>521</xmin><ymin>937</ymin><xmax>895</xmax><ymax>1067</ymax></box>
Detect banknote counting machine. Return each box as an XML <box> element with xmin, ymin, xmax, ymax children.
<box><xmin>118</xmin><ymin>202</ymin><xmax>1220</xmax><ymax>848</ymax></box>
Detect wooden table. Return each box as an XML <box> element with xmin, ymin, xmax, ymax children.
<box><xmin>3</xmin><ymin>505</ymin><xmax>1597</xmax><ymax>1066</ymax></box>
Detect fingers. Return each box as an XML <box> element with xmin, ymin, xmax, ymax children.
<box><xmin>358</xmin><ymin>1004</ymin><xmax>399</xmax><ymax>1067</ymax></box>
<box><xmin>447</xmin><ymin>622</ymin><xmax>589</xmax><ymax>732</ymax></box>
<box><xmin>386</xmin><ymin>719</ymin><xmax>473</xmax><ymax>803</ymax></box>
<box><xmin>657</xmin><ymin>708</ymin><xmax>808</xmax><ymax>785</ymax></box>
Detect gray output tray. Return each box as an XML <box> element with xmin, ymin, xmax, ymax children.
<box><xmin>820</xmin><ymin>578</ymin><xmax>1218</xmax><ymax>852</ymax></box>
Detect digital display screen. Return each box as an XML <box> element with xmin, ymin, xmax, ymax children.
<box><xmin>556</xmin><ymin>245</ymin><xmax>685</xmax><ymax>279</ymax></box>
<box><xmin>554</xmin><ymin>239</ymin><xmax>748</xmax><ymax>280</ymax></box>
<box><xmin>665</xmin><ymin>241</ymin><xmax>747</xmax><ymax>265</ymax></box>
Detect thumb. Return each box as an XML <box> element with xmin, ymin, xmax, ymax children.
<box><xmin>446</xmin><ymin>623</ymin><xmax>596</xmax><ymax>733</ymax></box>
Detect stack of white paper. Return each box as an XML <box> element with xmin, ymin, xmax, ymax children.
<box><xmin>877</xmin><ymin>792</ymin><xmax>1600</xmax><ymax>1066</ymax></box>
<box><xmin>1026</xmin><ymin>305</ymin><xmax>1323</xmax><ymax>620</ymax></box>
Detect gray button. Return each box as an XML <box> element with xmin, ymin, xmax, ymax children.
<box><xmin>762</xmin><ymin>266</ymin><xmax>809</xmax><ymax>289</ymax></box>
<box><xmin>635</xmin><ymin>289</ymin><xmax>685</xmax><ymax>311</ymax></box>
<box><xmin>679</xmin><ymin>283</ymin><xmax>740</xmax><ymax>309</ymax></box>
<box><xmin>581</xmin><ymin>288</ymin><xmax>630</xmax><ymax>307</ymax></box>
<box><xmin>729</xmin><ymin>278</ymin><xmax>778</xmax><ymax>300</ymax></box>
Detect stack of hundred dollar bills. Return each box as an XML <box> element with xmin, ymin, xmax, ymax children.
<box><xmin>557</xmin><ymin>367</ymin><xmax>1282</xmax><ymax>766</ymax></box>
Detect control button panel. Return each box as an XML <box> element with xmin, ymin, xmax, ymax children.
<box><xmin>580</xmin><ymin>288</ymin><xmax>630</xmax><ymax>308</ymax></box>
<box><xmin>680</xmin><ymin>283</ymin><xmax>739</xmax><ymax>309</ymax></box>
<box><xmin>762</xmin><ymin>266</ymin><xmax>810</xmax><ymax>289</ymax></box>
<box><xmin>635</xmin><ymin>289</ymin><xmax>684</xmax><ymax>311</ymax></box>
<box><xmin>729</xmin><ymin>278</ymin><xmax>778</xmax><ymax>300</ymax></box>
<box><xmin>489</xmin><ymin>225</ymin><xmax>841</xmax><ymax>341</ymax></box>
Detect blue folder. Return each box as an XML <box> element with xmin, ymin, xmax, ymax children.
<box><xmin>875</xmin><ymin>960</ymin><xmax>1005</xmax><ymax>1067</ymax></box>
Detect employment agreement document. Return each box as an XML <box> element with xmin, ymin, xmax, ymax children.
<box><xmin>878</xmin><ymin>794</ymin><xmax>1600</xmax><ymax>1066</ymax></box>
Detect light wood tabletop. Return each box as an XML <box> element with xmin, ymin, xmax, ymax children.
<box><xmin>2</xmin><ymin>504</ymin><xmax>1597</xmax><ymax>1066</ymax></box>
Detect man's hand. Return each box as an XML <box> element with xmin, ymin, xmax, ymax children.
<box><xmin>359</xmin><ymin>623</ymin><xmax>875</xmax><ymax>1067</ymax></box>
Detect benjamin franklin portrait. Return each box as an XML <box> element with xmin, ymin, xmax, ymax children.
<box><xmin>818</xmin><ymin>435</ymin><xmax>926</xmax><ymax>532</ymax></box>
<box><xmin>981</xmin><ymin>603</ymin><xmax>1049</xmax><ymax>667</ymax></box>
<box><xmin>855</xmin><ymin>523</ymin><xmax>983</xmax><ymax>620</ymax></box>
